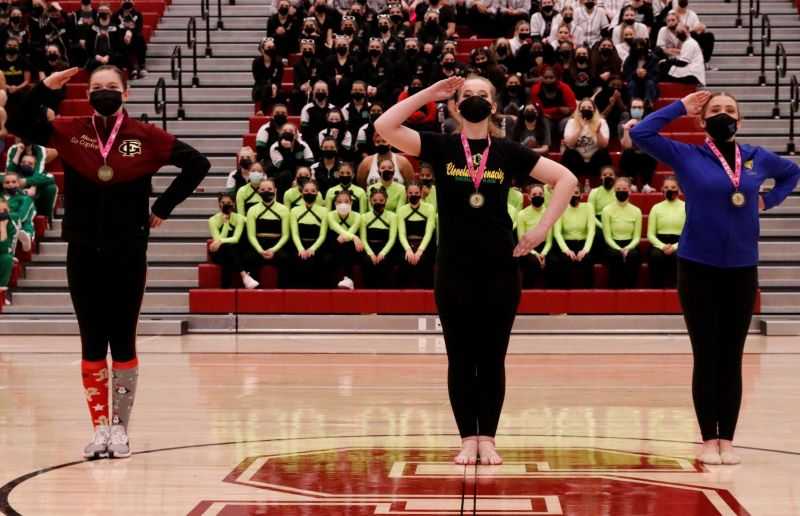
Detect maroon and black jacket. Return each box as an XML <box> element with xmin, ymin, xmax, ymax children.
<box><xmin>8</xmin><ymin>82</ymin><xmax>210</xmax><ymax>245</ymax></box>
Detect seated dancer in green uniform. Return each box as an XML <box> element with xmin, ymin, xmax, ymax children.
<box><xmin>647</xmin><ymin>175</ymin><xmax>685</xmax><ymax>288</ymax></box>
<box><xmin>0</xmin><ymin>198</ymin><xmax>15</xmax><ymax>295</ymax></box>
<box><xmin>246</xmin><ymin>178</ymin><xmax>291</xmax><ymax>288</ymax></box>
<box><xmin>284</xmin><ymin>165</ymin><xmax>323</xmax><ymax>209</ymax></box>
<box><xmin>207</xmin><ymin>193</ymin><xmax>258</xmax><ymax>289</ymax></box>
<box><xmin>236</xmin><ymin>166</ymin><xmax>265</xmax><ymax>216</ymax></box>
<box><xmin>2</xmin><ymin>171</ymin><xmax>35</xmax><ymax>252</ymax></box>
<box><xmin>360</xmin><ymin>188</ymin><xmax>398</xmax><ymax>288</ymax></box>
<box><xmin>5</xmin><ymin>142</ymin><xmax>58</xmax><ymax>221</ymax></box>
<box><xmin>516</xmin><ymin>183</ymin><xmax>555</xmax><ymax>288</ymax></box>
<box><xmin>553</xmin><ymin>184</ymin><xmax>596</xmax><ymax>288</ymax></box>
<box><xmin>588</xmin><ymin>165</ymin><xmax>617</xmax><ymax>258</ymax></box>
<box><xmin>601</xmin><ymin>176</ymin><xmax>643</xmax><ymax>289</ymax></box>
<box><xmin>327</xmin><ymin>189</ymin><xmax>364</xmax><ymax>290</ymax></box>
<box><xmin>325</xmin><ymin>162</ymin><xmax>368</xmax><ymax>214</ymax></box>
<box><xmin>397</xmin><ymin>182</ymin><xmax>437</xmax><ymax>288</ymax></box>
<box><xmin>289</xmin><ymin>178</ymin><xmax>330</xmax><ymax>288</ymax></box>
<box><xmin>367</xmin><ymin>158</ymin><xmax>406</xmax><ymax>212</ymax></box>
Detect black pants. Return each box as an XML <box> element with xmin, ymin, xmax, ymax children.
<box><xmin>362</xmin><ymin>246</ymin><xmax>397</xmax><ymax>289</ymax></box>
<box><xmin>436</xmin><ymin>258</ymin><xmax>521</xmax><ymax>438</ymax></box>
<box><xmin>620</xmin><ymin>148</ymin><xmax>658</xmax><ymax>188</ymax></box>
<box><xmin>67</xmin><ymin>240</ymin><xmax>147</xmax><ymax>362</ymax></box>
<box><xmin>553</xmin><ymin>239</ymin><xmax>594</xmax><ymax>289</ymax></box>
<box><xmin>398</xmin><ymin>240</ymin><xmax>436</xmax><ymax>289</ymax></box>
<box><xmin>519</xmin><ymin>243</ymin><xmax>555</xmax><ymax>289</ymax></box>
<box><xmin>329</xmin><ymin>236</ymin><xmax>361</xmax><ymax>282</ymax></box>
<box><xmin>243</xmin><ymin>239</ymin><xmax>288</xmax><ymax>288</ymax></box>
<box><xmin>290</xmin><ymin>241</ymin><xmax>333</xmax><ymax>288</ymax></box>
<box><xmin>692</xmin><ymin>30</ymin><xmax>715</xmax><ymax>63</ymax></box>
<box><xmin>210</xmin><ymin>242</ymin><xmax>246</xmax><ymax>289</ymax></box>
<box><xmin>605</xmin><ymin>239</ymin><xmax>641</xmax><ymax>289</ymax></box>
<box><xmin>648</xmin><ymin>234</ymin><xmax>680</xmax><ymax>289</ymax></box>
<box><xmin>561</xmin><ymin>148</ymin><xmax>612</xmax><ymax>180</ymax></box>
<box><xmin>678</xmin><ymin>258</ymin><xmax>758</xmax><ymax>441</ymax></box>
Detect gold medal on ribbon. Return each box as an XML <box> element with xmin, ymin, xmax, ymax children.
<box><xmin>469</xmin><ymin>192</ymin><xmax>485</xmax><ymax>208</ymax></box>
<box><xmin>731</xmin><ymin>190</ymin><xmax>746</xmax><ymax>208</ymax></box>
<box><xmin>97</xmin><ymin>164</ymin><xmax>114</xmax><ymax>182</ymax></box>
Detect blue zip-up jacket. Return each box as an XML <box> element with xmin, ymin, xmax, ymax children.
<box><xmin>631</xmin><ymin>100</ymin><xmax>800</xmax><ymax>268</ymax></box>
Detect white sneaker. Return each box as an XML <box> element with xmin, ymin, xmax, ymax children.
<box><xmin>1</xmin><ymin>287</ymin><xmax>9</xmax><ymax>305</ymax></box>
<box><xmin>83</xmin><ymin>425</ymin><xmax>110</xmax><ymax>459</ymax></box>
<box><xmin>17</xmin><ymin>230</ymin><xmax>31</xmax><ymax>252</ymax></box>
<box><xmin>242</xmin><ymin>273</ymin><xmax>260</xmax><ymax>290</ymax></box>
<box><xmin>337</xmin><ymin>276</ymin><xmax>355</xmax><ymax>290</ymax></box>
<box><xmin>642</xmin><ymin>184</ymin><xmax>656</xmax><ymax>193</ymax></box>
<box><xmin>629</xmin><ymin>184</ymin><xmax>639</xmax><ymax>193</ymax></box>
<box><xmin>107</xmin><ymin>424</ymin><xmax>131</xmax><ymax>458</ymax></box>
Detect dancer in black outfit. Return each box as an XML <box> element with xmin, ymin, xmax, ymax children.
<box><xmin>376</xmin><ymin>75</ymin><xmax>576</xmax><ymax>465</ymax></box>
<box><xmin>7</xmin><ymin>66</ymin><xmax>209</xmax><ymax>459</ymax></box>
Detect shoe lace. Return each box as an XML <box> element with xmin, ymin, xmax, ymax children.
<box><xmin>109</xmin><ymin>426</ymin><xmax>128</xmax><ymax>445</ymax></box>
<box><xmin>92</xmin><ymin>427</ymin><xmax>110</xmax><ymax>445</ymax></box>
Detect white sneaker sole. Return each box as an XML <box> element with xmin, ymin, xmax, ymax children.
<box><xmin>83</xmin><ymin>449</ymin><xmax>108</xmax><ymax>460</ymax></box>
<box><xmin>108</xmin><ymin>448</ymin><xmax>132</xmax><ymax>459</ymax></box>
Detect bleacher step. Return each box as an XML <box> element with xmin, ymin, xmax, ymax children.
<box><xmin>0</xmin><ymin>318</ymin><xmax>187</xmax><ymax>335</ymax></box>
<box><xmin>35</xmin><ymin>242</ymin><xmax>207</xmax><ymax>262</ymax></box>
<box><xmin>3</xmin><ymin>292</ymin><xmax>189</xmax><ymax>314</ymax></box>
<box><xmin>760</xmin><ymin>319</ymin><xmax>800</xmax><ymax>335</ymax></box>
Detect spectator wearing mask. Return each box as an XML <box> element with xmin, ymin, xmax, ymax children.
<box><xmin>553</xmin><ymin>184</ymin><xmax>595</xmax><ymax>288</ymax></box>
<box><xmin>356</xmin><ymin>102</ymin><xmax>384</xmax><ymax>158</ymax></box>
<box><xmin>325</xmin><ymin>161</ymin><xmax>367</xmax><ymax>213</ymax></box>
<box><xmin>374</xmin><ymin>14</ymin><xmax>402</xmax><ymax>62</ymax></box>
<box><xmin>252</xmin><ymin>37</ymin><xmax>284</xmax><ymax>116</ymax></box>
<box><xmin>594</xmin><ymin>74</ymin><xmax>629</xmax><ymax>137</ymax></box>
<box><xmin>358</xmin><ymin>132</ymin><xmax>414</xmax><ymax>185</ymax></box>
<box><xmin>300</xmin><ymin>80</ymin><xmax>335</xmax><ymax>155</ymax></box>
<box><xmin>419</xmin><ymin>162</ymin><xmax>437</xmax><ymax>210</ymax></box>
<box><xmin>431</xmin><ymin>51</ymin><xmax>466</xmax><ymax>83</ymax></box>
<box><xmin>623</xmin><ymin>38</ymin><xmax>659</xmax><ymax>106</ymax></box>
<box><xmin>672</xmin><ymin>0</ymin><xmax>714</xmax><ymax>63</ymax></box>
<box><xmin>208</xmin><ymin>193</ymin><xmax>259</xmax><ymax>289</ymax></box>
<box><xmin>1</xmin><ymin>37</ymin><xmax>31</xmax><ymax>98</ymax></box>
<box><xmin>562</xmin><ymin>98</ymin><xmax>612</xmax><ymax>179</ymax></box>
<box><xmin>317</xmin><ymin>108</ymin><xmax>353</xmax><ymax>160</ymax></box>
<box><xmin>574</xmin><ymin>0</ymin><xmax>609</xmax><ymax>48</ymax></box>
<box><xmin>417</xmin><ymin>8</ymin><xmax>446</xmax><ymax>48</ymax></box>
<box><xmin>611</xmin><ymin>6</ymin><xmax>649</xmax><ymax>45</ymax></box>
<box><xmin>564</xmin><ymin>46</ymin><xmax>597</xmax><ymax>101</ymax></box>
<box><xmin>235</xmin><ymin>163</ymin><xmax>266</xmax><ymax>215</ymax></box>
<box><xmin>499</xmin><ymin>73</ymin><xmax>527</xmax><ymax>115</ymax></box>
<box><xmin>5</xmin><ymin>9</ymin><xmax>29</xmax><ymax>53</ymax></box>
<box><xmin>225</xmin><ymin>146</ymin><xmax>257</xmax><ymax>193</ymax></box>
<box><xmin>548</xmin><ymin>7</ymin><xmax>584</xmax><ymax>48</ymax></box>
<box><xmin>292</xmin><ymin>38</ymin><xmax>323</xmax><ymax>111</ymax></box>
<box><xmin>517</xmin><ymin>183</ymin><xmax>555</xmax><ymax>288</ymax></box>
<box><xmin>266</xmin><ymin>0</ymin><xmax>300</xmax><ymax>57</ymax></box>
<box><xmin>590</xmin><ymin>38</ymin><xmax>622</xmax><ymax>89</ymax></box>
<box><xmin>398</xmin><ymin>76</ymin><xmax>438</xmax><ymax>132</ymax></box>
<box><xmin>269</xmin><ymin>125</ymin><xmax>315</xmax><ymax>195</ymax></box>
<box><xmin>397</xmin><ymin>182</ymin><xmax>436</xmax><ymax>288</ymax></box>
<box><xmin>323</xmin><ymin>34</ymin><xmax>357</xmax><ymax>106</ymax></box>
<box><xmin>311</xmin><ymin>136</ymin><xmax>342</xmax><ymax>195</ymax></box>
<box><xmin>0</xmin><ymin>198</ymin><xmax>13</xmax><ymax>295</ymax></box>
<box><xmin>85</xmin><ymin>4</ymin><xmax>119</xmax><ymax>71</ymax></box>
<box><xmin>601</xmin><ymin>176</ymin><xmax>642</xmax><ymax>289</ymax></box>
<box><xmin>663</xmin><ymin>23</ymin><xmax>705</xmax><ymax>85</ymax></box>
<box><xmin>554</xmin><ymin>39</ymin><xmax>576</xmax><ymax>75</ymax></box>
<box><xmin>509</xmin><ymin>103</ymin><xmax>551</xmax><ymax>154</ymax></box>
<box><xmin>615</xmin><ymin>25</ymin><xmax>636</xmax><ymax>63</ymax></box>
<box><xmin>529</xmin><ymin>66</ymin><xmax>577</xmax><ymax>141</ymax></box>
<box><xmin>647</xmin><ymin>176</ymin><xmax>685</xmax><ymax>289</ymax></box>
<box><xmin>509</xmin><ymin>20</ymin><xmax>532</xmax><ymax>57</ymax></box>
<box><xmin>342</xmin><ymin>80</ymin><xmax>372</xmax><ymax>137</ymax></box>
<box><xmin>114</xmin><ymin>0</ymin><xmax>147</xmax><ymax>78</ymax></box>
<box><xmin>290</xmin><ymin>178</ymin><xmax>331</xmax><ymax>288</ymax></box>
<box><xmin>656</xmin><ymin>12</ymin><xmax>682</xmax><ymax>58</ymax></box>
<box><xmin>40</xmin><ymin>4</ymin><xmax>71</xmax><ymax>67</ymax></box>
<box><xmin>283</xmin><ymin>166</ymin><xmax>324</xmax><ymax>209</ymax></box>
<box><xmin>386</xmin><ymin>4</ymin><xmax>411</xmax><ymax>40</ymax></box>
<box><xmin>366</xmin><ymin>157</ymin><xmax>407</xmax><ymax>212</ymax></box>
<box><xmin>625</xmin><ymin>0</ymin><xmax>654</xmax><ymax>28</ymax></box>
<box><xmin>620</xmin><ymin>98</ymin><xmax>658</xmax><ymax>192</ymax></box>
<box><xmin>360</xmin><ymin>187</ymin><xmax>398</xmax><ymax>288</ymax></box>
<box><xmin>492</xmin><ymin>38</ymin><xmax>515</xmax><ymax>75</ymax></box>
<box><xmin>520</xmin><ymin>41</ymin><xmax>555</xmax><ymax>88</ymax></box>
<box><xmin>1</xmin><ymin>171</ymin><xmax>34</xmax><ymax>252</ymax></box>
<box><xmin>6</xmin><ymin>144</ymin><xmax>58</xmax><ymax>220</ymax></box>
<box><xmin>468</xmin><ymin>47</ymin><xmax>506</xmax><ymax>92</ymax></box>
<box><xmin>415</xmin><ymin>0</ymin><xmax>457</xmax><ymax>38</ymax></box>
<box><xmin>530</xmin><ymin>0</ymin><xmax>558</xmax><ymax>42</ymax></box>
<box><xmin>245</xmin><ymin>178</ymin><xmax>291</xmax><ymax>288</ymax></box>
<box><xmin>396</xmin><ymin>38</ymin><xmax>429</xmax><ymax>86</ymax></box>
<box><xmin>356</xmin><ymin>38</ymin><xmax>396</xmax><ymax>105</ymax></box>
<box><xmin>309</xmin><ymin>0</ymin><xmax>339</xmax><ymax>46</ymax></box>
<box><xmin>71</xmin><ymin>3</ymin><xmax>97</xmax><ymax>66</ymax></box>
<box><xmin>327</xmin><ymin>188</ymin><xmax>364</xmax><ymax>290</ymax></box>
<box><xmin>255</xmin><ymin>104</ymin><xmax>289</xmax><ymax>164</ymax></box>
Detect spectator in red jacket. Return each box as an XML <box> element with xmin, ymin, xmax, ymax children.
<box><xmin>397</xmin><ymin>76</ymin><xmax>437</xmax><ymax>132</ymax></box>
<box><xmin>530</xmin><ymin>65</ymin><xmax>576</xmax><ymax>142</ymax></box>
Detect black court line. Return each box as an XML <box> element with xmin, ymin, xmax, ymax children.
<box><xmin>459</xmin><ymin>462</ymin><xmax>467</xmax><ymax>516</ymax></box>
<box><xmin>5</xmin><ymin>432</ymin><xmax>800</xmax><ymax>516</ymax></box>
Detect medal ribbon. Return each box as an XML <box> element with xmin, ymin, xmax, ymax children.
<box><xmin>705</xmin><ymin>137</ymin><xmax>742</xmax><ymax>190</ymax></box>
<box><xmin>460</xmin><ymin>133</ymin><xmax>491</xmax><ymax>192</ymax></box>
<box><xmin>92</xmin><ymin>110</ymin><xmax>124</xmax><ymax>164</ymax></box>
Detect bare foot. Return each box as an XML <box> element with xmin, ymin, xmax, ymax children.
<box><xmin>454</xmin><ymin>437</ymin><xmax>478</xmax><ymax>465</ymax></box>
<box><xmin>697</xmin><ymin>439</ymin><xmax>721</xmax><ymax>465</ymax></box>
<box><xmin>478</xmin><ymin>436</ymin><xmax>503</xmax><ymax>465</ymax></box>
<box><xmin>719</xmin><ymin>439</ymin><xmax>741</xmax><ymax>465</ymax></box>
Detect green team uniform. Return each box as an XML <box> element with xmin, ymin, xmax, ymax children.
<box><xmin>367</xmin><ymin>181</ymin><xmax>406</xmax><ymax>212</ymax></box>
<box><xmin>508</xmin><ymin>187</ymin><xmax>524</xmax><ymax>212</ymax></box>
<box><xmin>247</xmin><ymin>201</ymin><xmax>290</xmax><ymax>254</ymax></box>
<box><xmin>397</xmin><ymin>202</ymin><xmax>436</xmax><ymax>254</ymax></box>
<box><xmin>327</xmin><ymin>209</ymin><xmax>363</xmax><ymax>283</ymax></box>
<box><xmin>508</xmin><ymin>204</ymin><xmax>519</xmax><ymax>232</ymax></box>
<box><xmin>3</xmin><ymin>191</ymin><xmax>36</xmax><ymax>235</ymax></box>
<box><xmin>325</xmin><ymin>184</ymin><xmax>368</xmax><ymax>214</ymax></box>
<box><xmin>327</xmin><ymin>210</ymin><xmax>363</xmax><ymax>241</ymax></box>
<box><xmin>360</xmin><ymin>208</ymin><xmax>397</xmax><ymax>288</ymax></box>
<box><xmin>207</xmin><ymin>211</ymin><xmax>247</xmax><ymax>288</ymax></box>
<box><xmin>517</xmin><ymin>205</ymin><xmax>555</xmax><ymax>288</ymax></box>
<box><xmin>0</xmin><ymin>217</ymin><xmax>16</xmax><ymax>287</ymax></box>
<box><xmin>290</xmin><ymin>203</ymin><xmax>329</xmax><ymax>287</ymax></box>
<box><xmin>208</xmin><ymin>212</ymin><xmax>245</xmax><ymax>244</ymax></box>
<box><xmin>283</xmin><ymin>187</ymin><xmax>324</xmax><ymax>210</ymax></box>
<box><xmin>553</xmin><ymin>201</ymin><xmax>596</xmax><ymax>288</ymax></box>
<box><xmin>647</xmin><ymin>198</ymin><xmax>686</xmax><ymax>289</ymax></box>
<box><xmin>236</xmin><ymin>183</ymin><xmax>263</xmax><ymax>216</ymax></box>
<box><xmin>4</xmin><ymin>144</ymin><xmax>58</xmax><ymax>219</ymax></box>
<box><xmin>601</xmin><ymin>201</ymin><xmax>643</xmax><ymax>289</ymax></box>
<box><xmin>588</xmin><ymin>185</ymin><xmax>616</xmax><ymax>227</ymax></box>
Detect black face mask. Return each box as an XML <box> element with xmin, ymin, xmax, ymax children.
<box><xmin>32</xmin><ymin>5</ymin><xmax>43</xmax><ymax>16</ymax></box>
<box><xmin>89</xmin><ymin>89</ymin><xmax>123</xmax><ymax>117</ymax></box>
<box><xmin>272</xmin><ymin>113</ymin><xmax>287</xmax><ymax>127</ymax></box>
<box><xmin>705</xmin><ymin>113</ymin><xmax>738</xmax><ymax>142</ymax></box>
<box><xmin>531</xmin><ymin>196</ymin><xmax>545</xmax><ymax>208</ymax></box>
<box><xmin>585</xmin><ymin>1</ymin><xmax>595</xmax><ymax>8</ymax></box>
<box><xmin>260</xmin><ymin>191</ymin><xmax>275</xmax><ymax>203</ymax></box>
<box><xmin>379</xmin><ymin>24</ymin><xmax>390</xmax><ymax>33</ymax></box>
<box><xmin>336</xmin><ymin>45</ymin><xmax>348</xmax><ymax>56</ymax></box>
<box><xmin>9</xmin><ymin>17</ymin><xmax>21</xmax><ymax>25</ymax></box>
<box><xmin>676</xmin><ymin>31</ymin><xmax>688</xmax><ymax>41</ymax></box>
<box><xmin>615</xmin><ymin>190</ymin><xmax>629</xmax><ymax>202</ymax></box>
<box><xmin>600</xmin><ymin>47</ymin><xmax>612</xmax><ymax>57</ymax></box>
<box><xmin>665</xmin><ymin>190</ymin><xmax>677</xmax><ymax>201</ymax></box>
<box><xmin>523</xmin><ymin>109</ymin><xmax>537</xmax><ymax>122</ymax></box>
<box><xmin>0</xmin><ymin>212</ymin><xmax>8</xmax><ymax>222</ymax></box>
<box><xmin>421</xmin><ymin>178</ymin><xmax>433</xmax><ymax>187</ymax></box>
<box><xmin>391</xmin><ymin>14</ymin><xmax>402</xmax><ymax>23</ymax></box>
<box><xmin>297</xmin><ymin>176</ymin><xmax>310</xmax><ymax>187</ymax></box>
<box><xmin>542</xmin><ymin>5</ymin><xmax>553</xmax><ymax>13</ymax></box>
<box><xmin>458</xmin><ymin>96</ymin><xmax>492</xmax><ymax>123</ymax></box>
<box><xmin>408</xmin><ymin>86</ymin><xmax>422</xmax><ymax>95</ymax></box>
<box><xmin>375</xmin><ymin>144</ymin><xmax>390</xmax><ymax>154</ymax></box>
<box><xmin>302</xmin><ymin>49</ymin><xmax>314</xmax><ymax>58</ymax></box>
<box><xmin>603</xmin><ymin>176</ymin><xmax>615</xmax><ymax>189</ymax></box>
<box><xmin>352</xmin><ymin>92</ymin><xmax>365</xmax><ymax>101</ymax></box>
<box><xmin>519</xmin><ymin>32</ymin><xmax>530</xmax><ymax>39</ymax></box>
<box><xmin>623</xmin><ymin>37</ymin><xmax>634</xmax><ymax>46</ymax></box>
<box><xmin>569</xmin><ymin>195</ymin><xmax>580</xmax><ymax>207</ymax></box>
<box><xmin>18</xmin><ymin>165</ymin><xmax>34</xmax><ymax>177</ymax></box>
<box><xmin>221</xmin><ymin>203</ymin><xmax>234</xmax><ymax>214</ymax></box>
<box><xmin>373</xmin><ymin>202</ymin><xmax>386</xmax><ymax>214</ymax></box>
<box><xmin>405</xmin><ymin>48</ymin><xmax>418</xmax><ymax>59</ymax></box>
<box><xmin>580</xmin><ymin>109</ymin><xmax>593</xmax><ymax>120</ymax></box>
<box><xmin>575</xmin><ymin>55</ymin><xmax>588</xmax><ymax>64</ymax></box>
<box><xmin>321</xmin><ymin>149</ymin><xmax>337</xmax><ymax>159</ymax></box>
<box><xmin>303</xmin><ymin>192</ymin><xmax>317</xmax><ymax>204</ymax></box>
<box><xmin>47</xmin><ymin>53</ymin><xmax>59</xmax><ymax>62</ymax></box>
<box><xmin>562</xmin><ymin>15</ymin><xmax>573</xmax><ymax>23</ymax></box>
<box><xmin>381</xmin><ymin>169</ymin><xmax>394</xmax><ymax>181</ymax></box>
<box><xmin>368</xmin><ymin>48</ymin><xmax>382</xmax><ymax>58</ymax></box>
<box><xmin>370</xmin><ymin>112</ymin><xmax>382</xmax><ymax>123</ymax></box>
<box><xmin>281</xmin><ymin>131</ymin><xmax>294</xmax><ymax>142</ymax></box>
<box><xmin>99</xmin><ymin>13</ymin><xmax>110</xmax><ymax>21</ymax></box>
<box><xmin>408</xmin><ymin>195</ymin><xmax>421</xmax><ymax>204</ymax></box>
<box><xmin>623</xmin><ymin>18</ymin><xmax>634</xmax><ymax>25</ymax></box>
<box><xmin>443</xmin><ymin>61</ymin><xmax>455</xmax><ymax>71</ymax></box>
<box><xmin>5</xmin><ymin>47</ymin><xmax>18</xmax><ymax>57</ymax></box>
<box><xmin>122</xmin><ymin>1</ymin><xmax>133</xmax><ymax>9</ymax></box>
<box><xmin>314</xmin><ymin>91</ymin><xmax>327</xmax><ymax>103</ymax></box>
<box><xmin>239</xmin><ymin>158</ymin><xmax>253</xmax><ymax>170</ymax></box>
<box><xmin>496</xmin><ymin>47</ymin><xmax>508</xmax><ymax>58</ymax></box>
<box><xmin>278</xmin><ymin>5</ymin><xmax>289</xmax><ymax>14</ymax></box>
<box><xmin>559</xmin><ymin>50</ymin><xmax>572</xmax><ymax>60</ymax></box>
<box><xmin>343</xmin><ymin>27</ymin><xmax>354</xmax><ymax>36</ymax></box>
<box><xmin>4</xmin><ymin>187</ymin><xmax>18</xmax><ymax>196</ymax></box>
<box><xmin>339</xmin><ymin>175</ymin><xmax>353</xmax><ymax>186</ymax></box>
<box><xmin>678</xmin><ymin>0</ymin><xmax>688</xmax><ymax>7</ymax></box>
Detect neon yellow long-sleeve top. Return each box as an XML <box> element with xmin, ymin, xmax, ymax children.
<box><xmin>327</xmin><ymin>210</ymin><xmax>362</xmax><ymax>240</ymax></box>
<box><xmin>554</xmin><ymin>202</ymin><xmax>596</xmax><ymax>254</ymax></box>
<box><xmin>361</xmin><ymin>209</ymin><xmax>397</xmax><ymax>257</ymax></box>
<box><xmin>367</xmin><ymin>181</ymin><xmax>406</xmax><ymax>212</ymax></box>
<box><xmin>516</xmin><ymin>205</ymin><xmax>553</xmax><ymax>256</ymax></box>
<box><xmin>397</xmin><ymin>201</ymin><xmax>436</xmax><ymax>253</ymax></box>
<box><xmin>246</xmin><ymin>201</ymin><xmax>290</xmax><ymax>254</ymax></box>
<box><xmin>588</xmin><ymin>185</ymin><xmax>616</xmax><ymax>227</ymax></box>
<box><xmin>601</xmin><ymin>201</ymin><xmax>642</xmax><ymax>252</ymax></box>
<box><xmin>325</xmin><ymin>184</ymin><xmax>368</xmax><ymax>214</ymax></box>
<box><xmin>647</xmin><ymin>199</ymin><xmax>685</xmax><ymax>250</ymax></box>
<box><xmin>508</xmin><ymin>187</ymin><xmax>524</xmax><ymax>211</ymax></box>
<box><xmin>236</xmin><ymin>183</ymin><xmax>262</xmax><ymax>215</ymax></box>
<box><xmin>208</xmin><ymin>212</ymin><xmax>245</xmax><ymax>244</ymax></box>
<box><xmin>290</xmin><ymin>203</ymin><xmax>329</xmax><ymax>252</ymax></box>
<box><xmin>283</xmin><ymin>187</ymin><xmax>324</xmax><ymax>209</ymax></box>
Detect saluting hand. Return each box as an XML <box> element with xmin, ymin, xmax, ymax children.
<box><xmin>43</xmin><ymin>67</ymin><xmax>81</xmax><ymax>90</ymax></box>
<box><xmin>513</xmin><ymin>227</ymin><xmax>547</xmax><ymax>258</ymax></box>
<box><xmin>149</xmin><ymin>214</ymin><xmax>164</xmax><ymax>228</ymax></box>
<box><xmin>425</xmin><ymin>76</ymin><xmax>465</xmax><ymax>102</ymax></box>
<box><xmin>681</xmin><ymin>90</ymin><xmax>713</xmax><ymax>117</ymax></box>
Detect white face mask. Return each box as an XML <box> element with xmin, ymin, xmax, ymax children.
<box><xmin>336</xmin><ymin>203</ymin><xmax>351</xmax><ymax>217</ymax></box>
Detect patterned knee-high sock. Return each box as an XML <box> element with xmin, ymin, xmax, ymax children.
<box><xmin>111</xmin><ymin>358</ymin><xmax>139</xmax><ymax>429</ymax></box>
<box><xmin>81</xmin><ymin>359</ymin><xmax>110</xmax><ymax>428</ymax></box>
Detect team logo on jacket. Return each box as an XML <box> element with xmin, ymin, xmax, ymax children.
<box><xmin>119</xmin><ymin>139</ymin><xmax>142</xmax><ymax>157</ymax></box>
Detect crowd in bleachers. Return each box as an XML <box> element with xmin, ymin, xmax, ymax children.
<box><xmin>205</xmin><ymin>0</ymin><xmax>709</xmax><ymax>291</ymax></box>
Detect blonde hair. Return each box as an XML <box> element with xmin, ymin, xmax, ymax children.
<box><xmin>454</xmin><ymin>74</ymin><xmax>503</xmax><ymax>137</ymax></box>
<box><xmin>572</xmin><ymin>98</ymin><xmax>603</xmax><ymax>134</ymax></box>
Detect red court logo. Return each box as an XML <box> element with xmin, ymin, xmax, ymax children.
<box><xmin>189</xmin><ymin>447</ymin><xmax>750</xmax><ymax>515</ymax></box>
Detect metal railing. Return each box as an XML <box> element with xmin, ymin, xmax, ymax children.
<box><xmin>216</xmin><ymin>0</ymin><xmax>224</xmax><ymax>30</ymax></box>
<box><xmin>186</xmin><ymin>17</ymin><xmax>200</xmax><ymax>87</ymax></box>
<box><xmin>789</xmin><ymin>75</ymin><xmax>798</xmax><ymax>154</ymax></box>
<box><xmin>757</xmin><ymin>14</ymin><xmax>773</xmax><ymax>85</ymax></box>
<box><xmin>153</xmin><ymin>77</ymin><xmax>168</xmax><ymax>130</ymax></box>
<box><xmin>200</xmin><ymin>0</ymin><xmax>213</xmax><ymax>56</ymax></box>
<box><xmin>735</xmin><ymin>0</ymin><xmax>742</xmax><ymax>27</ymax></box>
<box><xmin>749</xmin><ymin>7</ymin><xmax>769</xmax><ymax>57</ymax></box>
<box><xmin>170</xmin><ymin>45</ymin><xmax>187</xmax><ymax>119</ymax></box>
<box><xmin>772</xmin><ymin>43</ymin><xmax>787</xmax><ymax>118</ymax></box>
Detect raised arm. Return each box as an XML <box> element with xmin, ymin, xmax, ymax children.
<box><xmin>6</xmin><ymin>68</ymin><xmax>80</xmax><ymax>147</ymax></box>
<box><xmin>374</xmin><ymin>76</ymin><xmax>465</xmax><ymax>156</ymax></box>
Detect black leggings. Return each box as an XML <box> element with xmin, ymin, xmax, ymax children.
<box><xmin>210</xmin><ymin>241</ymin><xmax>246</xmax><ymax>289</ymax></box>
<box><xmin>67</xmin><ymin>240</ymin><xmax>147</xmax><ymax>363</ymax></box>
<box><xmin>648</xmin><ymin>234</ymin><xmax>680</xmax><ymax>289</ymax></box>
<box><xmin>561</xmin><ymin>148</ymin><xmax>613</xmax><ymax>180</ymax></box>
<box><xmin>620</xmin><ymin>148</ymin><xmax>658</xmax><ymax>188</ymax></box>
<box><xmin>605</xmin><ymin>239</ymin><xmax>641</xmax><ymax>289</ymax></box>
<box><xmin>435</xmin><ymin>259</ymin><xmax>521</xmax><ymax>438</ymax></box>
<box><xmin>553</xmin><ymin>239</ymin><xmax>594</xmax><ymax>289</ymax></box>
<box><xmin>678</xmin><ymin>258</ymin><xmax>758</xmax><ymax>441</ymax></box>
